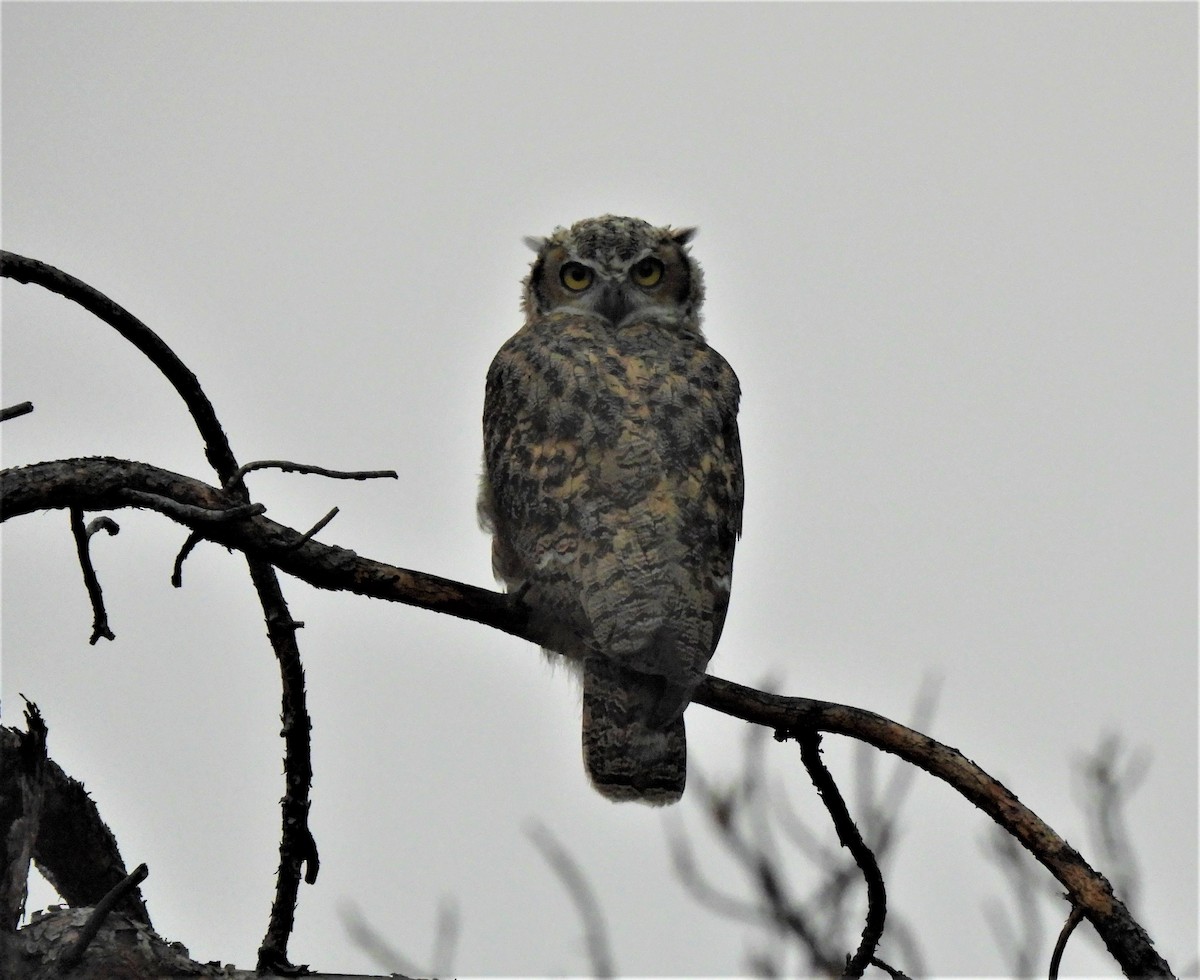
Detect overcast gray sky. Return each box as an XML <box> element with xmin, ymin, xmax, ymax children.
<box><xmin>2</xmin><ymin>3</ymin><xmax>1196</xmax><ymax>976</ymax></box>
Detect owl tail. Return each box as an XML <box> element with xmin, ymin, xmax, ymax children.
<box><xmin>581</xmin><ymin>656</ymin><xmax>690</xmax><ymax>805</ymax></box>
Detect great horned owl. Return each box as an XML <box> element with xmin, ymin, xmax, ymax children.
<box><xmin>479</xmin><ymin>214</ymin><xmax>743</xmax><ymax>805</ymax></box>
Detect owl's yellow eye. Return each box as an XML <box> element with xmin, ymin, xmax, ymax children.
<box><xmin>560</xmin><ymin>262</ymin><xmax>594</xmax><ymax>292</ymax></box>
<box><xmin>631</xmin><ymin>257</ymin><xmax>664</xmax><ymax>288</ymax></box>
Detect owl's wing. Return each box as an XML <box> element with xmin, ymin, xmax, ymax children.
<box><xmin>481</xmin><ymin>323</ymin><xmax>599</xmax><ymax>654</ymax></box>
<box><xmin>694</xmin><ymin>346</ymin><xmax>743</xmax><ymax>655</ymax></box>
<box><xmin>572</xmin><ymin>336</ymin><xmax>742</xmax><ymax>689</ymax></box>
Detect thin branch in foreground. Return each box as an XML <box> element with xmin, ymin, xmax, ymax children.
<box><xmin>252</xmin><ymin>556</ymin><xmax>317</xmax><ymax>976</ymax></box>
<box><xmin>1049</xmin><ymin>905</ymin><xmax>1085</xmax><ymax>980</ymax></box>
<box><xmin>57</xmin><ymin>862</ymin><xmax>149</xmax><ymax>973</ymax></box>
<box><xmin>794</xmin><ymin>731</ymin><xmax>885</xmax><ymax>978</ymax></box>
<box><xmin>1</xmin><ymin>401</ymin><xmax>34</xmax><ymax>422</ymax></box>
<box><xmin>526</xmin><ymin>821</ymin><xmax>615</xmax><ymax>979</ymax></box>
<box><xmin>224</xmin><ymin>458</ymin><xmax>399</xmax><ymax>492</ymax></box>
<box><xmin>69</xmin><ymin>508</ymin><xmax>116</xmax><ymax>644</ymax></box>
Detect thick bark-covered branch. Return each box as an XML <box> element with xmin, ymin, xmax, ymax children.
<box><xmin>0</xmin><ymin>455</ymin><xmax>1172</xmax><ymax>976</ymax></box>
<box><xmin>2</xmin><ymin>457</ymin><xmax>523</xmax><ymax>637</ymax></box>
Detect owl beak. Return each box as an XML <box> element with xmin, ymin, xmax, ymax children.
<box><xmin>594</xmin><ymin>282</ymin><xmax>630</xmax><ymax>326</ymax></box>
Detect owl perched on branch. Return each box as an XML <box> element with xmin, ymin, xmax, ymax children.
<box><xmin>479</xmin><ymin>215</ymin><xmax>744</xmax><ymax>805</ymax></box>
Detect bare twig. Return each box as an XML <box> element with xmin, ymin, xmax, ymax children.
<box><xmin>340</xmin><ymin>895</ymin><xmax>458</xmax><ymax>978</ymax></box>
<box><xmin>119</xmin><ymin>488</ymin><xmax>264</xmax><ymax>523</ymax></box>
<box><xmin>253</xmin><ymin>558</ymin><xmax>316</xmax><ymax>977</ymax></box>
<box><xmin>224</xmin><ymin>459</ymin><xmax>398</xmax><ymax>492</ymax></box>
<box><xmin>290</xmin><ymin>506</ymin><xmax>339</xmax><ymax>549</ymax></box>
<box><xmin>84</xmin><ymin>515</ymin><xmax>120</xmax><ymax>539</ymax></box>
<box><xmin>1049</xmin><ymin>905</ymin><xmax>1085</xmax><ymax>979</ymax></box>
<box><xmin>1</xmin><ymin>251</ymin><xmax>238</xmax><ymax>475</ymax></box>
<box><xmin>170</xmin><ymin>530</ymin><xmax>204</xmax><ymax>587</ymax></box>
<box><xmin>794</xmin><ymin>731</ymin><xmax>885</xmax><ymax>977</ymax></box>
<box><xmin>687</xmin><ymin>766</ymin><xmax>844</xmax><ymax>974</ymax></box>
<box><xmin>69</xmin><ymin>508</ymin><xmax>116</xmax><ymax>644</ymax></box>
<box><xmin>1</xmin><ymin>401</ymin><xmax>34</xmax><ymax>422</ymax></box>
<box><xmin>527</xmin><ymin>821</ymin><xmax>615</xmax><ymax>979</ymax></box>
<box><xmin>2</xmin><ymin>458</ymin><xmax>521</xmax><ymax>635</ymax></box>
<box><xmin>57</xmin><ymin>862</ymin><xmax>149</xmax><ymax>972</ymax></box>
<box><xmin>869</xmin><ymin>955</ymin><xmax>913</xmax><ymax>979</ymax></box>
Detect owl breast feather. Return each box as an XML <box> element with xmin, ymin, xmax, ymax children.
<box><xmin>482</xmin><ymin>313</ymin><xmax>743</xmax><ymax>686</ymax></box>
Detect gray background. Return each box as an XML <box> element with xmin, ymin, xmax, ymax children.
<box><xmin>2</xmin><ymin>3</ymin><xmax>1195</xmax><ymax>975</ymax></box>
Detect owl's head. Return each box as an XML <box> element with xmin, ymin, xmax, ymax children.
<box><xmin>522</xmin><ymin>215</ymin><xmax>704</xmax><ymax>330</ymax></box>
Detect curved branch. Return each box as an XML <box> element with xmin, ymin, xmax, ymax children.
<box><xmin>1</xmin><ymin>252</ymin><xmax>238</xmax><ymax>479</ymax></box>
<box><xmin>693</xmin><ymin>682</ymin><xmax>1172</xmax><ymax>977</ymax></box>
<box><xmin>0</xmin><ymin>455</ymin><xmax>1172</xmax><ymax>977</ymax></box>
<box><xmin>3</xmin><ymin>251</ymin><xmax>324</xmax><ymax>973</ymax></box>
<box><xmin>69</xmin><ymin>507</ymin><xmax>116</xmax><ymax>644</ymax></box>
<box><xmin>796</xmin><ymin>731</ymin><xmax>884</xmax><ymax>976</ymax></box>
<box><xmin>225</xmin><ymin>459</ymin><xmax>399</xmax><ymax>492</ymax></box>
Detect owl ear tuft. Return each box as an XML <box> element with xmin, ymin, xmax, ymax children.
<box><xmin>670</xmin><ymin>227</ymin><xmax>698</xmax><ymax>247</ymax></box>
<box><xmin>523</xmin><ymin>235</ymin><xmax>546</xmax><ymax>253</ymax></box>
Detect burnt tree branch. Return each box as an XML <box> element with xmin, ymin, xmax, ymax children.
<box><xmin>3</xmin><ymin>249</ymin><xmax>316</xmax><ymax>973</ymax></box>
<box><xmin>0</xmin><ymin>454</ymin><xmax>1172</xmax><ymax>977</ymax></box>
<box><xmin>795</xmin><ymin>731</ymin><xmax>885</xmax><ymax>977</ymax></box>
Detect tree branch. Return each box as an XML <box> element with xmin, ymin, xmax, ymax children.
<box><xmin>0</xmin><ymin>454</ymin><xmax>1178</xmax><ymax>974</ymax></box>
<box><xmin>693</xmin><ymin>682</ymin><xmax>1172</xmax><ymax>977</ymax></box>
<box><xmin>0</xmin><ymin>251</ymin><xmax>236</xmax><ymax>477</ymax></box>
<box><xmin>1</xmin><ymin>402</ymin><xmax>34</xmax><ymax>423</ymax></box>
<box><xmin>1</xmin><ymin>457</ymin><xmax>523</xmax><ymax>639</ymax></box>
<box><xmin>69</xmin><ymin>508</ymin><xmax>117</xmax><ymax>644</ymax></box>
<box><xmin>57</xmin><ymin>863</ymin><xmax>149</xmax><ymax>973</ymax></box>
<box><xmin>1</xmin><ymin>246</ymin><xmax>1174</xmax><ymax>977</ymax></box>
<box><xmin>2</xmin><ymin>250</ymin><xmax>321</xmax><ymax>973</ymax></box>
<box><xmin>795</xmin><ymin>731</ymin><xmax>885</xmax><ymax>977</ymax></box>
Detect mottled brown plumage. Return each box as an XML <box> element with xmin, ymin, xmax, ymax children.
<box><xmin>479</xmin><ymin>215</ymin><xmax>743</xmax><ymax>804</ymax></box>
